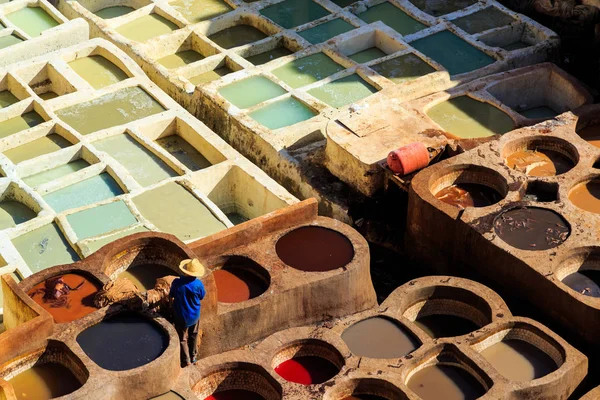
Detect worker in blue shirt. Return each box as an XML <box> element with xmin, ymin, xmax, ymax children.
<box><xmin>170</xmin><ymin>258</ymin><xmax>206</xmax><ymax>367</ymax></box>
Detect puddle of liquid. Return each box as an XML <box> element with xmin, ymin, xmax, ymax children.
<box><xmin>116</xmin><ymin>14</ymin><xmax>179</xmax><ymax>42</ymax></box>
<box><xmin>578</xmin><ymin>124</ymin><xmax>600</xmax><ymax>148</ymax></box>
<box><xmin>0</xmin><ymin>111</ymin><xmax>45</xmax><ymax>139</ymax></box>
<box><xmin>505</xmin><ymin>149</ymin><xmax>572</xmax><ymax>177</ymax></box>
<box><xmin>133</xmin><ymin>182</ymin><xmax>226</xmax><ymax>241</ymax></box>
<box><xmin>171</xmin><ymin>0</ymin><xmax>232</xmax><ymax>23</ymax></box>
<box><xmin>260</xmin><ymin>0</ymin><xmax>330</xmax><ymax>29</ymax></box>
<box><xmin>249</xmin><ymin>97</ymin><xmax>316</xmax><ymax>130</ymax></box>
<box><xmin>0</xmin><ymin>90</ymin><xmax>19</xmax><ymax>108</ymax></box>
<box><xmin>481</xmin><ymin>339</ymin><xmax>556</xmax><ymax>381</ymax></box>
<box><xmin>407</xmin><ymin>364</ymin><xmax>486</xmax><ymax>400</ymax></box>
<box><xmin>156</xmin><ymin>135</ymin><xmax>211</xmax><ymax>171</ymax></box>
<box><xmin>218</xmin><ymin>76</ymin><xmax>286</xmax><ymax>109</ymax></box>
<box><xmin>0</xmin><ymin>271</ymin><xmax>21</xmax><ymax>306</ymax></box>
<box><xmin>158</xmin><ymin>50</ymin><xmax>204</xmax><ymax>69</ymax></box>
<box><xmin>67</xmin><ymin>200</ymin><xmax>138</xmax><ymax>240</ymax></box>
<box><xmin>371</xmin><ymin>53</ymin><xmax>436</xmax><ymax>84</ymax></box>
<box><xmin>427</xmin><ymin>96</ymin><xmax>514</xmax><ymax>138</ymax></box>
<box><xmin>342</xmin><ymin>317</ymin><xmax>419</xmax><ymax>358</ymax></box>
<box><xmin>8</xmin><ymin>363</ymin><xmax>81</xmax><ymax>400</ymax></box>
<box><xmin>275</xmin><ymin>356</ymin><xmax>339</xmax><ymax>385</ymax></box>
<box><xmin>77</xmin><ymin>312</ymin><xmax>168</xmax><ymax>371</ymax></box>
<box><xmin>205</xmin><ymin>391</ymin><xmax>265</xmax><ymax>400</ymax></box>
<box><xmin>12</xmin><ymin>223</ymin><xmax>80</xmax><ymax>273</ymax></box>
<box><xmin>189</xmin><ymin>66</ymin><xmax>233</xmax><ymax>85</ymax></box>
<box><xmin>39</xmin><ymin>91</ymin><xmax>58</xmax><ymax>100</ymax></box>
<box><xmin>85</xmin><ymin>226</ymin><xmax>149</xmax><ymax>254</ymax></box>
<box><xmin>357</xmin><ymin>2</ymin><xmax>427</xmax><ymax>35</ymax></box>
<box><xmin>57</xmin><ymin>86</ymin><xmax>165</xmax><ymax>135</ymax></box>
<box><xmin>502</xmin><ymin>41</ymin><xmax>530</xmax><ymax>51</ymax></box>
<box><xmin>208</xmin><ymin>25</ymin><xmax>267</xmax><ymax>49</ymax></box>
<box><xmin>212</xmin><ymin>258</ymin><xmax>268</xmax><ymax>303</ymax></box>
<box><xmin>276</xmin><ymin>226</ymin><xmax>354</xmax><ymax>271</ymax></box>
<box><xmin>569</xmin><ymin>180</ymin><xmax>600</xmax><ymax>214</ymax></box>
<box><xmin>68</xmin><ymin>55</ymin><xmax>128</xmax><ymax>89</ymax></box>
<box><xmin>0</xmin><ymin>201</ymin><xmax>36</xmax><ymax>230</ymax></box>
<box><xmin>226</xmin><ymin>212</ymin><xmax>249</xmax><ymax>225</ymax></box>
<box><xmin>4</xmin><ymin>134</ymin><xmax>72</xmax><ymax>164</ymax></box>
<box><xmin>412</xmin><ymin>31</ymin><xmax>494</xmax><ymax>75</ymax></box>
<box><xmin>272</xmin><ymin>53</ymin><xmax>344</xmax><ymax>89</ymax></box>
<box><xmin>95</xmin><ymin>6</ymin><xmax>135</xmax><ymax>19</ymax></box>
<box><xmin>43</xmin><ymin>173</ymin><xmax>123</xmax><ymax>213</ymax></box>
<box><xmin>28</xmin><ymin>273</ymin><xmax>100</xmax><ymax>323</ymax></box>
<box><xmin>23</xmin><ymin>159</ymin><xmax>90</xmax><ymax>187</ymax></box>
<box><xmin>0</xmin><ymin>34</ymin><xmax>24</xmax><ymax>50</ymax></box>
<box><xmin>494</xmin><ymin>207</ymin><xmax>570</xmax><ymax>250</ymax></box>
<box><xmin>95</xmin><ymin>133</ymin><xmax>177</xmax><ymax>186</ymax></box>
<box><xmin>408</xmin><ymin>0</ymin><xmax>477</xmax><ymax>16</ymax></box>
<box><xmin>299</xmin><ymin>18</ymin><xmax>355</xmax><ymax>45</ymax></box>
<box><xmin>118</xmin><ymin>264</ymin><xmax>177</xmax><ymax>292</ymax></box>
<box><xmin>348</xmin><ymin>47</ymin><xmax>387</xmax><ymax>63</ymax></box>
<box><xmin>415</xmin><ymin>314</ymin><xmax>479</xmax><ymax>338</ymax></box>
<box><xmin>562</xmin><ymin>269</ymin><xmax>600</xmax><ymax>297</ymax></box>
<box><xmin>519</xmin><ymin>106</ymin><xmax>558</xmax><ymax>119</ymax></box>
<box><xmin>152</xmin><ymin>392</ymin><xmax>185</xmax><ymax>400</ymax></box>
<box><xmin>308</xmin><ymin>74</ymin><xmax>377</xmax><ymax>108</ymax></box>
<box><xmin>246</xmin><ymin>46</ymin><xmax>293</xmax><ymax>65</ymax></box>
<box><xmin>6</xmin><ymin>7</ymin><xmax>59</xmax><ymax>37</ymax></box>
<box><xmin>452</xmin><ymin>7</ymin><xmax>516</xmax><ymax>34</ymax></box>
<box><xmin>434</xmin><ymin>183</ymin><xmax>502</xmax><ymax>209</ymax></box>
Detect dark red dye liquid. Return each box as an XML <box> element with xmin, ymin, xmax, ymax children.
<box><xmin>204</xmin><ymin>390</ymin><xmax>265</xmax><ymax>400</ymax></box>
<box><xmin>274</xmin><ymin>356</ymin><xmax>339</xmax><ymax>385</ymax></box>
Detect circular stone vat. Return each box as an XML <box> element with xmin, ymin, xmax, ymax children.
<box><xmin>407</xmin><ymin>364</ymin><xmax>486</xmax><ymax>400</ymax></box>
<box><xmin>276</xmin><ymin>226</ymin><xmax>354</xmax><ymax>272</ymax></box>
<box><xmin>194</xmin><ymin>363</ymin><xmax>281</xmax><ymax>400</ymax></box>
<box><xmin>577</xmin><ymin>123</ymin><xmax>600</xmax><ymax>148</ymax></box>
<box><xmin>502</xmin><ymin>137</ymin><xmax>577</xmax><ymax>177</ymax></box>
<box><xmin>558</xmin><ymin>248</ymin><xmax>600</xmax><ymax>298</ymax></box>
<box><xmin>326</xmin><ymin>378</ymin><xmax>407</xmax><ymax>400</ymax></box>
<box><xmin>569</xmin><ymin>178</ymin><xmax>600</xmax><ymax>214</ymax></box>
<box><xmin>8</xmin><ymin>362</ymin><xmax>81</xmax><ymax>400</ymax></box>
<box><xmin>118</xmin><ymin>263</ymin><xmax>179</xmax><ymax>292</ymax></box>
<box><xmin>434</xmin><ymin>183</ymin><xmax>502</xmax><ymax>208</ymax></box>
<box><xmin>273</xmin><ymin>340</ymin><xmax>343</xmax><ymax>385</ymax></box>
<box><xmin>341</xmin><ymin>317</ymin><xmax>420</xmax><ymax>358</ymax></box>
<box><xmin>212</xmin><ymin>256</ymin><xmax>270</xmax><ymax>303</ymax></box>
<box><xmin>76</xmin><ymin>312</ymin><xmax>168</xmax><ymax>371</ymax></box>
<box><xmin>494</xmin><ymin>207</ymin><xmax>570</xmax><ymax>250</ymax></box>
<box><xmin>415</xmin><ymin>314</ymin><xmax>479</xmax><ymax>338</ymax></box>
<box><xmin>480</xmin><ymin>338</ymin><xmax>557</xmax><ymax>381</ymax></box>
<box><xmin>205</xmin><ymin>390</ymin><xmax>265</xmax><ymax>400</ymax></box>
<box><xmin>28</xmin><ymin>273</ymin><xmax>100</xmax><ymax>323</ymax></box>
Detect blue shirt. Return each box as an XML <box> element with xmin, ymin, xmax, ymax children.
<box><xmin>170</xmin><ymin>277</ymin><xmax>206</xmax><ymax>327</ymax></box>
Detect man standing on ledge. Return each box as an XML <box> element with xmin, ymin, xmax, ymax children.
<box><xmin>171</xmin><ymin>258</ymin><xmax>206</xmax><ymax>367</ymax></box>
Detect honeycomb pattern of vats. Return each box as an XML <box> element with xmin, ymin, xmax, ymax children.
<box><xmin>55</xmin><ymin>0</ymin><xmax>558</xmax><ymax>221</ymax></box>
<box><xmin>185</xmin><ymin>276</ymin><xmax>587</xmax><ymax>400</ymax></box>
<box><xmin>0</xmin><ymin>38</ymin><xmax>297</xmax><ymax>320</ymax></box>
<box><xmin>407</xmin><ymin>104</ymin><xmax>600</xmax><ymax>345</ymax></box>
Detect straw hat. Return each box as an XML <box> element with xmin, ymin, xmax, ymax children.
<box><xmin>179</xmin><ymin>258</ymin><xmax>206</xmax><ymax>277</ymax></box>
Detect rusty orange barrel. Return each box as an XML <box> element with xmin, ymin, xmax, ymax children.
<box><xmin>387</xmin><ymin>142</ymin><xmax>430</xmax><ymax>175</ymax></box>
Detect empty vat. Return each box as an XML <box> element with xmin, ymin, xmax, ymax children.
<box><xmin>156</xmin><ymin>135</ymin><xmax>211</xmax><ymax>171</ymax></box>
<box><xmin>249</xmin><ymin>97</ymin><xmax>316</xmax><ymax>130</ymax></box>
<box><xmin>275</xmin><ymin>356</ymin><xmax>339</xmax><ymax>385</ymax></box>
<box><xmin>452</xmin><ymin>7</ymin><xmax>516</xmax><ymax>34</ymax></box>
<box><xmin>208</xmin><ymin>25</ymin><xmax>267</xmax><ymax>49</ymax></box>
<box><xmin>95</xmin><ymin>6</ymin><xmax>134</xmax><ymax>19</ymax></box>
<box><xmin>272</xmin><ymin>53</ymin><xmax>344</xmax><ymax>89</ymax></box>
<box><xmin>276</xmin><ymin>226</ymin><xmax>354</xmax><ymax>271</ymax></box>
<box><xmin>348</xmin><ymin>47</ymin><xmax>386</xmax><ymax>64</ymax></box>
<box><xmin>493</xmin><ymin>207</ymin><xmax>570</xmax><ymax>250</ymax></box>
<box><xmin>68</xmin><ymin>55</ymin><xmax>128</xmax><ymax>89</ymax></box>
<box><xmin>6</xmin><ymin>7</ymin><xmax>59</xmax><ymax>37</ymax></box>
<box><xmin>0</xmin><ymin>34</ymin><xmax>24</xmax><ymax>50</ymax></box>
<box><xmin>8</xmin><ymin>363</ymin><xmax>81</xmax><ymax>400</ymax></box>
<box><xmin>0</xmin><ymin>201</ymin><xmax>36</xmax><ymax>229</ymax></box>
<box><xmin>408</xmin><ymin>0</ymin><xmax>477</xmax><ymax>16</ymax></box>
<box><xmin>357</xmin><ymin>2</ymin><xmax>426</xmax><ymax>36</ymax></box>
<box><xmin>415</xmin><ymin>314</ymin><xmax>479</xmax><ymax>338</ymax></box>
<box><xmin>371</xmin><ymin>54</ymin><xmax>436</xmax><ymax>84</ymax></box>
<box><xmin>519</xmin><ymin>106</ymin><xmax>558</xmax><ymax>120</ymax></box>
<box><xmin>260</xmin><ymin>0</ymin><xmax>330</xmax><ymax>29</ymax></box>
<box><xmin>189</xmin><ymin>67</ymin><xmax>232</xmax><ymax>85</ymax></box>
<box><xmin>116</xmin><ymin>14</ymin><xmax>179</xmax><ymax>42</ymax></box>
<box><xmin>308</xmin><ymin>74</ymin><xmax>377</xmax><ymax>108</ymax></box>
<box><xmin>4</xmin><ymin>134</ymin><xmax>72</xmax><ymax>164</ymax></box>
<box><xmin>43</xmin><ymin>173</ymin><xmax>123</xmax><ymax>213</ymax></box>
<box><xmin>0</xmin><ymin>111</ymin><xmax>45</xmax><ymax>139</ymax></box>
<box><xmin>118</xmin><ymin>264</ymin><xmax>178</xmax><ymax>291</ymax></box>
<box><xmin>569</xmin><ymin>180</ymin><xmax>600</xmax><ymax>214</ymax></box>
<box><xmin>226</xmin><ymin>212</ymin><xmax>248</xmax><ymax>225</ymax></box>
<box><xmin>342</xmin><ymin>317</ymin><xmax>419</xmax><ymax>358</ymax></box>
<box><xmin>212</xmin><ymin>257</ymin><xmax>269</xmax><ymax>303</ymax></box>
<box><xmin>299</xmin><ymin>19</ymin><xmax>355</xmax><ymax>45</ymax></box>
<box><xmin>246</xmin><ymin>47</ymin><xmax>293</xmax><ymax>65</ymax></box>
<box><xmin>0</xmin><ymin>90</ymin><xmax>19</xmax><ymax>108</ymax></box>
<box><xmin>434</xmin><ymin>183</ymin><xmax>502</xmax><ymax>208</ymax></box>
<box><xmin>577</xmin><ymin>124</ymin><xmax>600</xmax><ymax>148</ymax></box>
<box><xmin>67</xmin><ymin>200</ymin><xmax>138</xmax><ymax>240</ymax></box>
<box><xmin>562</xmin><ymin>270</ymin><xmax>600</xmax><ymax>297</ymax></box>
<box><xmin>171</xmin><ymin>0</ymin><xmax>232</xmax><ymax>23</ymax></box>
<box><xmin>23</xmin><ymin>159</ymin><xmax>90</xmax><ymax>187</ymax></box>
<box><xmin>426</xmin><ymin>96</ymin><xmax>514</xmax><ymax>139</ymax></box>
<box><xmin>218</xmin><ymin>76</ymin><xmax>286</xmax><ymax>109</ymax></box>
<box><xmin>505</xmin><ymin>149</ymin><xmax>573</xmax><ymax>177</ymax></box>
<box><xmin>407</xmin><ymin>364</ymin><xmax>485</xmax><ymax>400</ymax></box>
<box><xmin>158</xmin><ymin>50</ymin><xmax>204</xmax><ymax>69</ymax></box>
<box><xmin>77</xmin><ymin>313</ymin><xmax>168</xmax><ymax>371</ymax></box>
<box><xmin>480</xmin><ymin>339</ymin><xmax>556</xmax><ymax>381</ymax></box>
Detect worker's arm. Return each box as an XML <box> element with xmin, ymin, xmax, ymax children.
<box><xmin>197</xmin><ymin>280</ymin><xmax>206</xmax><ymax>301</ymax></box>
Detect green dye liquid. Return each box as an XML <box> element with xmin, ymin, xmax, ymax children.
<box><xmin>0</xmin><ymin>34</ymin><xmax>23</xmax><ymax>50</ymax></box>
<box><xmin>188</xmin><ymin>67</ymin><xmax>232</xmax><ymax>85</ymax></box>
<box><xmin>208</xmin><ymin>25</ymin><xmax>267</xmax><ymax>49</ymax></box>
<box><xmin>133</xmin><ymin>182</ymin><xmax>226</xmax><ymax>241</ymax></box>
<box><xmin>95</xmin><ymin>133</ymin><xmax>177</xmax><ymax>187</ymax></box>
<box><xmin>408</xmin><ymin>0</ymin><xmax>477</xmax><ymax>16</ymax></box>
<box><xmin>502</xmin><ymin>41</ymin><xmax>530</xmax><ymax>51</ymax></box>
<box><xmin>452</xmin><ymin>7</ymin><xmax>516</xmax><ymax>35</ymax></box>
<box><xmin>57</xmin><ymin>86</ymin><xmax>165</xmax><ymax>135</ymax></box>
<box><xmin>411</xmin><ymin>30</ymin><xmax>494</xmax><ymax>75</ymax></box>
<box><xmin>13</xmin><ymin>223</ymin><xmax>79</xmax><ymax>273</ymax></box>
<box><xmin>68</xmin><ymin>55</ymin><xmax>128</xmax><ymax>89</ymax></box>
<box><xmin>6</xmin><ymin>7</ymin><xmax>59</xmax><ymax>37</ymax></box>
<box><xmin>157</xmin><ymin>50</ymin><xmax>204</xmax><ymax>69</ymax></box>
<box><xmin>67</xmin><ymin>200</ymin><xmax>138</xmax><ymax>240</ymax></box>
<box><xmin>171</xmin><ymin>0</ymin><xmax>232</xmax><ymax>23</ymax></box>
<box><xmin>156</xmin><ymin>135</ymin><xmax>211</xmax><ymax>171</ymax></box>
<box><xmin>0</xmin><ymin>201</ymin><xmax>36</xmax><ymax>230</ymax></box>
<box><xmin>43</xmin><ymin>173</ymin><xmax>123</xmax><ymax>213</ymax></box>
<box><xmin>23</xmin><ymin>160</ymin><xmax>90</xmax><ymax>187</ymax></box>
<box><xmin>357</xmin><ymin>2</ymin><xmax>426</xmax><ymax>36</ymax></box>
<box><xmin>0</xmin><ymin>91</ymin><xmax>19</xmax><ymax>108</ymax></box>
<box><xmin>519</xmin><ymin>106</ymin><xmax>558</xmax><ymax>119</ymax></box>
<box><xmin>0</xmin><ymin>111</ymin><xmax>45</xmax><ymax>139</ymax></box>
<box><xmin>39</xmin><ymin>92</ymin><xmax>58</xmax><ymax>100</ymax></box>
<box><xmin>4</xmin><ymin>134</ymin><xmax>72</xmax><ymax>164</ymax></box>
<box><xmin>349</xmin><ymin>47</ymin><xmax>387</xmax><ymax>63</ymax></box>
<box><xmin>95</xmin><ymin>6</ymin><xmax>134</xmax><ymax>19</ymax></box>
<box><xmin>116</xmin><ymin>14</ymin><xmax>179</xmax><ymax>42</ymax></box>
<box><xmin>272</xmin><ymin>53</ymin><xmax>344</xmax><ymax>89</ymax></box>
<box><xmin>371</xmin><ymin>53</ymin><xmax>436</xmax><ymax>84</ymax></box>
<box><xmin>249</xmin><ymin>97</ymin><xmax>316</xmax><ymax>130</ymax></box>
<box><xmin>260</xmin><ymin>0</ymin><xmax>330</xmax><ymax>29</ymax></box>
<box><xmin>246</xmin><ymin>47</ymin><xmax>293</xmax><ymax>65</ymax></box>
<box><xmin>308</xmin><ymin>74</ymin><xmax>377</xmax><ymax>108</ymax></box>
<box><xmin>427</xmin><ymin>96</ymin><xmax>514</xmax><ymax>139</ymax></box>
<box><xmin>218</xmin><ymin>76</ymin><xmax>286</xmax><ymax>109</ymax></box>
<box><xmin>85</xmin><ymin>226</ymin><xmax>149</xmax><ymax>254</ymax></box>
<box><xmin>299</xmin><ymin>18</ymin><xmax>355</xmax><ymax>44</ymax></box>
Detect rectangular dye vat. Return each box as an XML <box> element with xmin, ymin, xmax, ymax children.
<box><xmin>259</xmin><ymin>0</ymin><xmax>330</xmax><ymax>29</ymax></box>
<box><xmin>66</xmin><ymin>200</ymin><xmax>138</xmax><ymax>240</ymax></box>
<box><xmin>22</xmin><ymin>159</ymin><xmax>90</xmax><ymax>187</ymax></box>
<box><xmin>308</xmin><ymin>74</ymin><xmax>378</xmax><ymax>108</ymax></box>
<box><xmin>356</xmin><ymin>2</ymin><xmax>426</xmax><ymax>36</ymax></box>
<box><xmin>43</xmin><ymin>173</ymin><xmax>123</xmax><ymax>213</ymax></box>
<box><xmin>298</xmin><ymin>19</ymin><xmax>355</xmax><ymax>45</ymax></box>
<box><xmin>0</xmin><ymin>111</ymin><xmax>45</xmax><ymax>139</ymax></box>
<box><xmin>115</xmin><ymin>14</ymin><xmax>179</xmax><ymax>42</ymax></box>
<box><xmin>170</xmin><ymin>0</ymin><xmax>232</xmax><ymax>23</ymax></box>
<box><xmin>6</xmin><ymin>7</ymin><xmax>59</xmax><ymax>37</ymax></box>
<box><xmin>68</xmin><ymin>55</ymin><xmax>129</xmax><ymax>89</ymax></box>
<box><xmin>3</xmin><ymin>134</ymin><xmax>72</xmax><ymax>164</ymax></box>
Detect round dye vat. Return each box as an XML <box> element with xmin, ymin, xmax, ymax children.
<box><xmin>480</xmin><ymin>339</ymin><xmax>557</xmax><ymax>381</ymax></box>
<box><xmin>275</xmin><ymin>356</ymin><xmax>340</xmax><ymax>385</ymax></box>
<box><xmin>434</xmin><ymin>183</ymin><xmax>502</xmax><ymax>209</ymax></box>
<box><xmin>569</xmin><ymin>180</ymin><xmax>600</xmax><ymax>214</ymax></box>
<box><xmin>494</xmin><ymin>207</ymin><xmax>570</xmax><ymax>250</ymax></box>
<box><xmin>76</xmin><ymin>313</ymin><xmax>168</xmax><ymax>371</ymax></box>
<box><xmin>118</xmin><ymin>263</ymin><xmax>178</xmax><ymax>291</ymax></box>
<box><xmin>577</xmin><ymin>124</ymin><xmax>600</xmax><ymax>148</ymax></box>
<box><xmin>8</xmin><ymin>363</ymin><xmax>81</xmax><ymax>400</ymax></box>
<box><xmin>407</xmin><ymin>364</ymin><xmax>486</xmax><ymax>400</ymax></box>
<box><xmin>212</xmin><ymin>257</ymin><xmax>269</xmax><ymax>303</ymax></box>
<box><xmin>204</xmin><ymin>390</ymin><xmax>265</xmax><ymax>400</ymax></box>
<box><xmin>342</xmin><ymin>317</ymin><xmax>419</xmax><ymax>358</ymax></box>
<box><xmin>276</xmin><ymin>226</ymin><xmax>354</xmax><ymax>272</ymax></box>
<box><xmin>505</xmin><ymin>149</ymin><xmax>573</xmax><ymax>177</ymax></box>
<box><xmin>562</xmin><ymin>269</ymin><xmax>600</xmax><ymax>298</ymax></box>
<box><xmin>28</xmin><ymin>273</ymin><xmax>100</xmax><ymax>323</ymax></box>
<box><xmin>414</xmin><ymin>314</ymin><xmax>479</xmax><ymax>338</ymax></box>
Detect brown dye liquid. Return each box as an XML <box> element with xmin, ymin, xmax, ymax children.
<box><xmin>276</xmin><ymin>226</ymin><xmax>354</xmax><ymax>271</ymax></box>
<box><xmin>408</xmin><ymin>364</ymin><xmax>486</xmax><ymax>400</ymax></box>
<box><xmin>562</xmin><ymin>269</ymin><xmax>600</xmax><ymax>297</ymax></box>
<box><xmin>480</xmin><ymin>339</ymin><xmax>556</xmax><ymax>381</ymax></box>
<box><xmin>415</xmin><ymin>314</ymin><xmax>479</xmax><ymax>338</ymax></box>
<box><xmin>341</xmin><ymin>317</ymin><xmax>419</xmax><ymax>358</ymax></box>
<box><xmin>212</xmin><ymin>263</ymin><xmax>268</xmax><ymax>303</ymax></box>
<box><xmin>569</xmin><ymin>180</ymin><xmax>600</xmax><ymax>214</ymax></box>
<box><xmin>28</xmin><ymin>273</ymin><xmax>99</xmax><ymax>323</ymax></box>
<box><xmin>494</xmin><ymin>207</ymin><xmax>569</xmax><ymax>250</ymax></box>
<box><xmin>434</xmin><ymin>183</ymin><xmax>501</xmax><ymax>209</ymax></box>
<box><xmin>578</xmin><ymin>124</ymin><xmax>600</xmax><ymax>148</ymax></box>
<box><xmin>118</xmin><ymin>264</ymin><xmax>177</xmax><ymax>291</ymax></box>
<box><xmin>505</xmin><ymin>149</ymin><xmax>572</xmax><ymax>177</ymax></box>
<box><xmin>9</xmin><ymin>363</ymin><xmax>81</xmax><ymax>400</ymax></box>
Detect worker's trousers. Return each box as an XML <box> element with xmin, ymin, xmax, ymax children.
<box><xmin>175</xmin><ymin>319</ymin><xmax>200</xmax><ymax>366</ymax></box>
